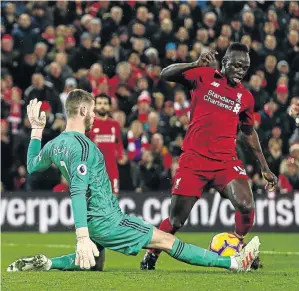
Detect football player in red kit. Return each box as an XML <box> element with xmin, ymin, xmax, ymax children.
<box><xmin>141</xmin><ymin>43</ymin><xmax>278</xmax><ymax>269</ymax></box>
<box><xmin>87</xmin><ymin>93</ymin><xmax>124</xmax><ymax>195</ymax></box>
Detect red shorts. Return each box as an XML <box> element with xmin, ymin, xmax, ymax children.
<box><xmin>172</xmin><ymin>152</ymin><xmax>248</xmax><ymax>197</ymax></box>
<box><xmin>106</xmin><ymin>162</ymin><xmax>119</xmax><ymax>195</ymax></box>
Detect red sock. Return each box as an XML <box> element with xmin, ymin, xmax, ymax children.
<box><xmin>148</xmin><ymin>218</ymin><xmax>177</xmax><ymax>256</ymax></box>
<box><xmin>234</xmin><ymin>210</ymin><xmax>255</xmax><ymax>238</ymax></box>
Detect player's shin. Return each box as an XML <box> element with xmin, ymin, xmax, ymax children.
<box><xmin>234</xmin><ymin>210</ymin><xmax>255</xmax><ymax>239</ymax></box>
<box><xmin>50</xmin><ymin>253</ymin><xmax>81</xmax><ymax>271</ymax></box>
<box><xmin>167</xmin><ymin>238</ymin><xmax>231</xmax><ymax>269</ymax></box>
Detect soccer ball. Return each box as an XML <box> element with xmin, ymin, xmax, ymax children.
<box><xmin>209</xmin><ymin>232</ymin><xmax>244</xmax><ymax>256</ymax></box>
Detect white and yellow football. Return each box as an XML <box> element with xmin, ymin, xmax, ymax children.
<box><xmin>209</xmin><ymin>232</ymin><xmax>244</xmax><ymax>256</ymax></box>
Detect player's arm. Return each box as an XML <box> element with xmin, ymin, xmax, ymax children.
<box><xmin>26</xmin><ymin>99</ymin><xmax>52</xmax><ymax>174</ymax></box>
<box><xmin>239</xmin><ymin>99</ymin><xmax>278</xmax><ymax>191</ymax></box>
<box><xmin>160</xmin><ymin>50</ymin><xmax>218</xmax><ymax>89</ymax></box>
<box><xmin>69</xmin><ymin>149</ymin><xmax>99</xmax><ymax>269</ymax></box>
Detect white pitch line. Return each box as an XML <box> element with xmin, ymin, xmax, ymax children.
<box><xmin>2</xmin><ymin>243</ymin><xmax>299</xmax><ymax>255</ymax></box>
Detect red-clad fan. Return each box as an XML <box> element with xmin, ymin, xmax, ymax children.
<box><xmin>87</xmin><ymin>93</ymin><xmax>124</xmax><ymax>195</ymax></box>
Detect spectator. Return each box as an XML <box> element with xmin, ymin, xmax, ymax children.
<box><xmin>153</xmin><ymin>92</ymin><xmax>165</xmax><ymax>113</ymax></box>
<box><xmin>12</xmin><ymin>13</ymin><xmax>40</xmax><ymax>54</ymax></box>
<box><xmin>176</xmin><ymin>43</ymin><xmax>191</xmax><ymax>62</ymax></box>
<box><xmin>54</xmin><ymin>52</ymin><xmax>73</xmax><ymax>80</ymax></box>
<box><xmin>275</xmin><ymin>84</ymin><xmax>290</xmax><ymax>114</ymax></box>
<box><xmin>128</xmin><ymin>91</ymin><xmax>152</xmax><ymax>126</ymax></box>
<box><xmin>146</xmin><ymin>111</ymin><xmax>160</xmax><ymax>141</ymax></box>
<box><xmin>88</xmin><ymin>18</ymin><xmax>102</xmax><ymax>49</ymax></box>
<box><xmin>241</xmin><ymin>11</ymin><xmax>262</xmax><ymax>42</ymax></box>
<box><xmin>135</xmin><ymin>150</ymin><xmax>162</xmax><ymax>193</ymax></box>
<box><xmin>159</xmin><ymin>101</ymin><xmax>175</xmax><ymax>144</ymax></box>
<box><xmin>31</xmin><ymin>3</ymin><xmax>53</xmax><ymax>32</ymax></box>
<box><xmin>24</xmin><ymin>73</ymin><xmax>63</xmax><ymax>119</ymax></box>
<box><xmin>247</xmin><ymin>74</ymin><xmax>269</xmax><ymax>112</ymax></box>
<box><xmin>162</xmin><ymin>42</ymin><xmax>178</xmax><ymax>68</ymax></box>
<box><xmin>1</xmin><ymin>34</ymin><xmax>19</xmax><ymax>76</ymax></box>
<box><xmin>34</xmin><ymin>42</ymin><xmax>50</xmax><ymax>73</ymax></box>
<box><xmin>200</xmin><ymin>12</ymin><xmax>218</xmax><ymax>42</ymax></box>
<box><xmin>263</xmin><ymin>55</ymin><xmax>280</xmax><ymax>95</ymax></box>
<box><xmin>174</xmin><ymin>89</ymin><xmax>190</xmax><ymax>116</ymax></box>
<box><xmin>170</xmin><ymin>112</ymin><xmax>189</xmax><ymax>141</ymax></box>
<box><xmin>46</xmin><ymin>62</ymin><xmax>65</xmax><ymax>94</ymax></box>
<box><xmin>127</xmin><ymin>120</ymin><xmax>148</xmax><ymax>190</ymax></box>
<box><xmin>70</xmin><ymin>32</ymin><xmax>99</xmax><ymax>72</ymax></box>
<box><xmin>101</xmin><ymin>6</ymin><xmax>124</xmax><ymax>45</ymax></box>
<box><xmin>108</xmin><ymin>62</ymin><xmax>135</xmax><ymax>96</ymax></box>
<box><xmin>169</xmin><ymin>135</ymin><xmax>184</xmax><ymax>157</ymax></box>
<box><xmin>279</xmin><ymin>157</ymin><xmax>299</xmax><ymax>193</ymax></box>
<box><xmin>41</xmin><ymin>26</ymin><xmax>56</xmax><ymax>49</ymax></box>
<box><xmin>277</xmin><ymin>60</ymin><xmax>290</xmax><ymax>77</ymax></box>
<box><xmin>230</xmin><ymin>15</ymin><xmax>242</xmax><ymax>42</ymax></box>
<box><xmin>100</xmin><ymin>44</ymin><xmax>117</xmax><ymax>78</ymax></box>
<box><xmin>15</xmin><ymin>53</ymin><xmax>38</xmax><ymax>90</ymax></box>
<box><xmin>128</xmin><ymin>6</ymin><xmax>158</xmax><ymax>38</ymax></box>
<box><xmin>7</xmin><ymin>87</ymin><xmax>22</xmax><ymax>135</ymax></box>
<box><xmin>196</xmin><ymin>28</ymin><xmax>210</xmax><ymax>47</ymax></box>
<box><xmin>53</xmin><ymin>1</ymin><xmax>77</xmax><ymax>26</ymax></box>
<box><xmin>110</xmin><ymin>33</ymin><xmax>127</xmax><ymax>63</ymax></box>
<box><xmin>260</xmin><ymin>35</ymin><xmax>285</xmax><ymax>62</ymax></box>
<box><xmin>150</xmin><ymin>133</ymin><xmax>172</xmax><ymax>173</ymax></box>
<box><xmin>152</xmin><ymin>18</ymin><xmax>175</xmax><ymax>57</ymax></box>
<box><xmin>266</xmin><ymin>134</ymin><xmax>284</xmax><ymax>177</ymax></box>
<box><xmin>2</xmin><ymin>2</ymin><xmax>18</xmax><ymax>33</ymax></box>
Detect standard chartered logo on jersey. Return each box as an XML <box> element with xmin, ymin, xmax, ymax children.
<box><xmin>203</xmin><ymin>90</ymin><xmax>241</xmax><ymax>114</ymax></box>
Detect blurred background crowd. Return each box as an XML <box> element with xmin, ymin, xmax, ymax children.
<box><xmin>1</xmin><ymin>1</ymin><xmax>299</xmax><ymax>195</ymax></box>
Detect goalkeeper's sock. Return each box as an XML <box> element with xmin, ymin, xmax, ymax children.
<box><xmin>149</xmin><ymin>218</ymin><xmax>177</xmax><ymax>256</ymax></box>
<box><xmin>167</xmin><ymin>238</ymin><xmax>231</xmax><ymax>269</ymax></box>
<box><xmin>234</xmin><ymin>210</ymin><xmax>255</xmax><ymax>238</ymax></box>
<box><xmin>50</xmin><ymin>253</ymin><xmax>81</xmax><ymax>271</ymax></box>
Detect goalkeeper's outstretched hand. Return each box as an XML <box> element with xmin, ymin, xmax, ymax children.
<box><xmin>75</xmin><ymin>227</ymin><xmax>100</xmax><ymax>270</ymax></box>
<box><xmin>27</xmin><ymin>98</ymin><xmax>46</xmax><ymax>129</ymax></box>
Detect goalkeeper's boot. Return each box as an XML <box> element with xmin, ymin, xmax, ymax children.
<box><xmin>7</xmin><ymin>254</ymin><xmax>52</xmax><ymax>272</ymax></box>
<box><xmin>232</xmin><ymin>236</ymin><xmax>260</xmax><ymax>272</ymax></box>
<box><xmin>140</xmin><ymin>251</ymin><xmax>159</xmax><ymax>270</ymax></box>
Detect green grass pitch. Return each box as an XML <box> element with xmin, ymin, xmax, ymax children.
<box><xmin>1</xmin><ymin>232</ymin><xmax>299</xmax><ymax>291</ymax></box>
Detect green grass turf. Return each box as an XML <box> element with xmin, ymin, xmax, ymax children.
<box><xmin>1</xmin><ymin>232</ymin><xmax>299</xmax><ymax>291</ymax></box>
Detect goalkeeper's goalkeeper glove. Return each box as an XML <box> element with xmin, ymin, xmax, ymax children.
<box><xmin>75</xmin><ymin>227</ymin><xmax>99</xmax><ymax>270</ymax></box>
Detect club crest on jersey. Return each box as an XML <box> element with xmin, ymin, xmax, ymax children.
<box><xmin>211</xmin><ymin>81</ymin><xmax>220</xmax><ymax>87</ymax></box>
<box><xmin>236</xmin><ymin>93</ymin><xmax>242</xmax><ymax>103</ymax></box>
<box><xmin>77</xmin><ymin>164</ymin><xmax>87</xmax><ymax>175</ymax></box>
<box><xmin>94</xmin><ymin>128</ymin><xmax>100</xmax><ymax>133</ymax></box>
<box><xmin>174</xmin><ymin>177</ymin><xmax>182</xmax><ymax>189</ymax></box>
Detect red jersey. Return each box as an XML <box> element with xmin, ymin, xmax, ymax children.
<box><xmin>182</xmin><ymin>67</ymin><xmax>255</xmax><ymax>161</ymax></box>
<box><xmin>87</xmin><ymin>117</ymin><xmax>123</xmax><ymax>165</ymax></box>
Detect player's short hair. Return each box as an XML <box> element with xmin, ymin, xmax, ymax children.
<box><xmin>95</xmin><ymin>93</ymin><xmax>112</xmax><ymax>105</ymax></box>
<box><xmin>225</xmin><ymin>42</ymin><xmax>249</xmax><ymax>55</ymax></box>
<box><xmin>65</xmin><ymin>89</ymin><xmax>94</xmax><ymax>118</ymax></box>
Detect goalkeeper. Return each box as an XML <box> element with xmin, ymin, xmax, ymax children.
<box><xmin>8</xmin><ymin>90</ymin><xmax>259</xmax><ymax>272</ymax></box>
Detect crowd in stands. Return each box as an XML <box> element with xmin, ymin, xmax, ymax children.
<box><xmin>1</xmin><ymin>1</ymin><xmax>299</xmax><ymax>194</ymax></box>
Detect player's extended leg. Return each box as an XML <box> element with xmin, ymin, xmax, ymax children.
<box><xmin>7</xmin><ymin>247</ymin><xmax>105</xmax><ymax>272</ymax></box>
<box><xmin>147</xmin><ymin>228</ymin><xmax>260</xmax><ymax>272</ymax></box>
<box><xmin>141</xmin><ymin>195</ymin><xmax>197</xmax><ymax>269</ymax></box>
<box><xmin>50</xmin><ymin>248</ymin><xmax>106</xmax><ymax>271</ymax></box>
<box><xmin>221</xmin><ymin>178</ymin><xmax>255</xmax><ymax>239</ymax></box>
